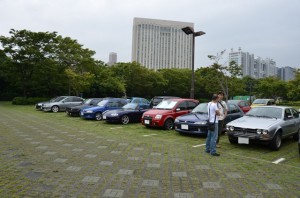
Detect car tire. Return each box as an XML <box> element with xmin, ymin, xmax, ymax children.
<box><xmin>51</xmin><ymin>106</ymin><xmax>59</xmax><ymax>113</ymax></box>
<box><xmin>292</xmin><ymin>132</ymin><xmax>299</xmax><ymax>141</ymax></box>
<box><xmin>228</xmin><ymin>136</ymin><xmax>238</xmax><ymax>144</ymax></box>
<box><xmin>270</xmin><ymin>132</ymin><xmax>282</xmax><ymax>151</ymax></box>
<box><xmin>95</xmin><ymin>112</ymin><xmax>103</xmax><ymax>121</ymax></box>
<box><xmin>164</xmin><ymin>118</ymin><xmax>173</xmax><ymax>130</ymax></box>
<box><xmin>121</xmin><ymin>115</ymin><xmax>130</xmax><ymax>125</ymax></box>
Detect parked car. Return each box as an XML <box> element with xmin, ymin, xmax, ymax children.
<box><xmin>226</xmin><ymin>106</ymin><xmax>300</xmax><ymax>150</ymax></box>
<box><xmin>228</xmin><ymin>100</ymin><xmax>251</xmax><ymax>113</ymax></box>
<box><xmin>174</xmin><ymin>103</ymin><xmax>244</xmax><ymax>135</ymax></box>
<box><xmin>251</xmin><ymin>99</ymin><xmax>275</xmax><ymax>107</ymax></box>
<box><xmin>141</xmin><ymin>98</ymin><xmax>199</xmax><ymax>130</ymax></box>
<box><xmin>149</xmin><ymin>96</ymin><xmax>180</xmax><ymax>108</ymax></box>
<box><xmin>103</xmin><ymin>103</ymin><xmax>149</xmax><ymax>124</ymax></box>
<box><xmin>126</xmin><ymin>97</ymin><xmax>150</xmax><ymax>109</ymax></box>
<box><xmin>80</xmin><ymin>98</ymin><xmax>127</xmax><ymax>121</ymax></box>
<box><xmin>35</xmin><ymin>96</ymin><xmax>64</xmax><ymax>110</ymax></box>
<box><xmin>66</xmin><ymin>98</ymin><xmax>103</xmax><ymax>117</ymax></box>
<box><xmin>42</xmin><ymin>96</ymin><xmax>84</xmax><ymax>112</ymax></box>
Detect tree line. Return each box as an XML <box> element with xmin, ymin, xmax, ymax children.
<box><xmin>0</xmin><ymin>29</ymin><xmax>300</xmax><ymax>101</ymax></box>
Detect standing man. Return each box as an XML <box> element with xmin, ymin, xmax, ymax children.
<box><xmin>205</xmin><ymin>94</ymin><xmax>221</xmax><ymax>156</ymax></box>
<box><xmin>216</xmin><ymin>91</ymin><xmax>228</xmax><ymax>147</ymax></box>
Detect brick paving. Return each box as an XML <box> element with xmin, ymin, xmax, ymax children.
<box><xmin>0</xmin><ymin>105</ymin><xmax>300</xmax><ymax>197</ymax></box>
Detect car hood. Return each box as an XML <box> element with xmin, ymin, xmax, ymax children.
<box><xmin>227</xmin><ymin>116</ymin><xmax>281</xmax><ymax>129</ymax></box>
<box><xmin>176</xmin><ymin>113</ymin><xmax>208</xmax><ymax>122</ymax></box>
<box><xmin>143</xmin><ymin>109</ymin><xmax>173</xmax><ymax>115</ymax></box>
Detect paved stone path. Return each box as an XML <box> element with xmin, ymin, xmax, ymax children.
<box><xmin>0</xmin><ymin>106</ymin><xmax>299</xmax><ymax>197</ymax></box>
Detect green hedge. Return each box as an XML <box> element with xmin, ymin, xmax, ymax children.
<box><xmin>12</xmin><ymin>97</ymin><xmax>51</xmax><ymax>105</ymax></box>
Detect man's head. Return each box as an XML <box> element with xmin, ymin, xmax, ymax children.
<box><xmin>217</xmin><ymin>91</ymin><xmax>224</xmax><ymax>100</ymax></box>
<box><xmin>211</xmin><ymin>94</ymin><xmax>219</xmax><ymax>102</ymax></box>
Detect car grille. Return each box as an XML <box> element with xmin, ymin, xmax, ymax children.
<box><xmin>234</xmin><ymin>127</ymin><xmax>257</xmax><ymax>133</ymax></box>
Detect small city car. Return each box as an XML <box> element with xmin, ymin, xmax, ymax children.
<box><xmin>174</xmin><ymin>103</ymin><xmax>244</xmax><ymax>135</ymax></box>
<box><xmin>251</xmin><ymin>99</ymin><xmax>275</xmax><ymax>108</ymax></box>
<box><xmin>42</xmin><ymin>96</ymin><xmax>84</xmax><ymax>112</ymax></box>
<box><xmin>141</xmin><ymin>98</ymin><xmax>199</xmax><ymax>130</ymax></box>
<box><xmin>80</xmin><ymin>98</ymin><xmax>127</xmax><ymax>121</ymax></box>
<box><xmin>103</xmin><ymin>103</ymin><xmax>149</xmax><ymax>124</ymax></box>
<box><xmin>66</xmin><ymin>98</ymin><xmax>103</xmax><ymax>116</ymax></box>
<box><xmin>226</xmin><ymin>106</ymin><xmax>300</xmax><ymax>150</ymax></box>
<box><xmin>228</xmin><ymin>100</ymin><xmax>251</xmax><ymax>113</ymax></box>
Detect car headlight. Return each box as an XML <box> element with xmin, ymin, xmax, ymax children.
<box><xmin>155</xmin><ymin>115</ymin><xmax>162</xmax><ymax>119</ymax></box>
<box><xmin>226</xmin><ymin>126</ymin><xmax>234</xmax><ymax>131</ymax></box>
<box><xmin>262</xmin><ymin>129</ymin><xmax>268</xmax><ymax>135</ymax></box>
<box><xmin>175</xmin><ymin>118</ymin><xmax>179</xmax><ymax>122</ymax></box>
<box><xmin>111</xmin><ymin>113</ymin><xmax>118</xmax><ymax>116</ymax></box>
<box><xmin>257</xmin><ymin>129</ymin><xmax>262</xmax><ymax>134</ymax></box>
<box><xmin>195</xmin><ymin>120</ymin><xmax>208</xmax><ymax>125</ymax></box>
<box><xmin>86</xmin><ymin>110</ymin><xmax>93</xmax><ymax>113</ymax></box>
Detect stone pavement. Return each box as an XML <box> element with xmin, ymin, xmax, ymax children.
<box><xmin>0</xmin><ymin>106</ymin><xmax>299</xmax><ymax>197</ymax></box>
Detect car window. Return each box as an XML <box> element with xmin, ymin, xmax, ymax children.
<box><xmin>64</xmin><ymin>97</ymin><xmax>72</xmax><ymax>102</ymax></box>
<box><xmin>228</xmin><ymin>104</ymin><xmax>239</xmax><ymax>114</ymax></box>
<box><xmin>187</xmin><ymin>101</ymin><xmax>198</xmax><ymax>110</ymax></box>
<box><xmin>291</xmin><ymin>109</ymin><xmax>299</xmax><ymax>118</ymax></box>
<box><xmin>177</xmin><ymin>101</ymin><xmax>187</xmax><ymax>110</ymax></box>
<box><xmin>239</xmin><ymin>101</ymin><xmax>245</xmax><ymax>107</ymax></box>
<box><xmin>107</xmin><ymin>101</ymin><xmax>119</xmax><ymax>107</ymax></box>
<box><xmin>73</xmin><ymin>97</ymin><xmax>83</xmax><ymax>102</ymax></box>
<box><xmin>131</xmin><ymin>98</ymin><xmax>139</xmax><ymax>103</ymax></box>
<box><xmin>142</xmin><ymin>99</ymin><xmax>149</xmax><ymax>104</ymax></box>
<box><xmin>284</xmin><ymin>109</ymin><xmax>292</xmax><ymax>118</ymax></box>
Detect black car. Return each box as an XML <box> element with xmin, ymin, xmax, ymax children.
<box><xmin>103</xmin><ymin>103</ymin><xmax>149</xmax><ymax>124</ymax></box>
<box><xmin>174</xmin><ymin>102</ymin><xmax>244</xmax><ymax>135</ymax></box>
<box><xmin>149</xmin><ymin>96</ymin><xmax>180</xmax><ymax>108</ymax></box>
<box><xmin>66</xmin><ymin>98</ymin><xmax>103</xmax><ymax>116</ymax></box>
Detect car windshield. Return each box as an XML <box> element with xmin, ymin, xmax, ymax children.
<box><xmin>192</xmin><ymin>103</ymin><xmax>208</xmax><ymax>113</ymax></box>
<box><xmin>97</xmin><ymin>100</ymin><xmax>108</xmax><ymax>107</ymax></box>
<box><xmin>228</xmin><ymin>100</ymin><xmax>238</xmax><ymax>105</ymax></box>
<box><xmin>246</xmin><ymin>107</ymin><xmax>282</xmax><ymax>119</ymax></box>
<box><xmin>155</xmin><ymin>100</ymin><xmax>178</xmax><ymax>109</ymax></box>
<box><xmin>252</xmin><ymin>99</ymin><xmax>268</xmax><ymax>104</ymax></box>
<box><xmin>122</xmin><ymin>103</ymin><xmax>138</xmax><ymax>110</ymax></box>
<box><xmin>83</xmin><ymin>99</ymin><xmax>93</xmax><ymax>104</ymax></box>
<box><xmin>51</xmin><ymin>96</ymin><xmax>66</xmax><ymax>102</ymax></box>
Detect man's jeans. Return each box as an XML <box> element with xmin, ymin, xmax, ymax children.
<box><xmin>205</xmin><ymin>123</ymin><xmax>219</xmax><ymax>155</ymax></box>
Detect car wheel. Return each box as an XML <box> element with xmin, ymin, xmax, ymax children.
<box><xmin>51</xmin><ymin>106</ymin><xmax>59</xmax><ymax>113</ymax></box>
<box><xmin>270</xmin><ymin>132</ymin><xmax>282</xmax><ymax>151</ymax></box>
<box><xmin>164</xmin><ymin>118</ymin><xmax>173</xmax><ymax>130</ymax></box>
<box><xmin>121</xmin><ymin>115</ymin><xmax>130</xmax><ymax>125</ymax></box>
<box><xmin>95</xmin><ymin>112</ymin><xmax>103</xmax><ymax>121</ymax></box>
<box><xmin>228</xmin><ymin>136</ymin><xmax>238</xmax><ymax>144</ymax></box>
<box><xmin>292</xmin><ymin>131</ymin><xmax>299</xmax><ymax>141</ymax></box>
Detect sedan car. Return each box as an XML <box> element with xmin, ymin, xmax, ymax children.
<box><xmin>66</xmin><ymin>98</ymin><xmax>103</xmax><ymax>116</ymax></box>
<box><xmin>174</xmin><ymin>103</ymin><xmax>244</xmax><ymax>135</ymax></box>
<box><xmin>42</xmin><ymin>96</ymin><xmax>84</xmax><ymax>112</ymax></box>
<box><xmin>103</xmin><ymin>103</ymin><xmax>149</xmax><ymax>124</ymax></box>
<box><xmin>141</xmin><ymin>98</ymin><xmax>199</xmax><ymax>130</ymax></box>
<box><xmin>80</xmin><ymin>98</ymin><xmax>127</xmax><ymax>121</ymax></box>
<box><xmin>35</xmin><ymin>96</ymin><xmax>64</xmax><ymax>110</ymax></box>
<box><xmin>228</xmin><ymin>100</ymin><xmax>251</xmax><ymax>113</ymax></box>
<box><xmin>226</xmin><ymin>106</ymin><xmax>300</xmax><ymax>150</ymax></box>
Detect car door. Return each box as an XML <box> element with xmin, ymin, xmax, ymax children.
<box><xmin>60</xmin><ymin>97</ymin><xmax>73</xmax><ymax>110</ymax></box>
<box><xmin>290</xmin><ymin>108</ymin><xmax>300</xmax><ymax>134</ymax></box>
<box><xmin>282</xmin><ymin>108</ymin><xmax>295</xmax><ymax>135</ymax></box>
<box><xmin>174</xmin><ymin>101</ymin><xmax>189</xmax><ymax>118</ymax></box>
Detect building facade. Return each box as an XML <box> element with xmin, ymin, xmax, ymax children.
<box><xmin>278</xmin><ymin>66</ymin><xmax>296</xmax><ymax>81</ymax></box>
<box><xmin>107</xmin><ymin>52</ymin><xmax>117</xmax><ymax>66</ymax></box>
<box><xmin>132</xmin><ymin>17</ymin><xmax>194</xmax><ymax>70</ymax></box>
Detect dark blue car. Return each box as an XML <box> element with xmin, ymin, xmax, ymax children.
<box><xmin>103</xmin><ymin>103</ymin><xmax>149</xmax><ymax>124</ymax></box>
<box><xmin>80</xmin><ymin>98</ymin><xmax>127</xmax><ymax>121</ymax></box>
<box><xmin>174</xmin><ymin>102</ymin><xmax>244</xmax><ymax>135</ymax></box>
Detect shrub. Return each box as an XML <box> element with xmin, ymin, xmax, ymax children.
<box><xmin>12</xmin><ymin>97</ymin><xmax>51</xmax><ymax>105</ymax></box>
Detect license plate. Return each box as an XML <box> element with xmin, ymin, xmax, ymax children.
<box><xmin>103</xmin><ymin>116</ymin><xmax>106</xmax><ymax>119</ymax></box>
<box><xmin>238</xmin><ymin>137</ymin><xmax>249</xmax><ymax>144</ymax></box>
<box><xmin>181</xmin><ymin>124</ymin><xmax>188</xmax><ymax>130</ymax></box>
<box><xmin>144</xmin><ymin>120</ymin><xmax>150</xmax><ymax>124</ymax></box>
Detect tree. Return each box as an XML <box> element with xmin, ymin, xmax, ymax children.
<box><xmin>287</xmin><ymin>69</ymin><xmax>300</xmax><ymax>101</ymax></box>
<box><xmin>256</xmin><ymin>77</ymin><xmax>287</xmax><ymax>99</ymax></box>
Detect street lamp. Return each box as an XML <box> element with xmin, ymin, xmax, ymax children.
<box><xmin>182</xmin><ymin>26</ymin><xmax>205</xmax><ymax>99</ymax></box>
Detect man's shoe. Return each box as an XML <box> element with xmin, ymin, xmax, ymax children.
<box><xmin>211</xmin><ymin>153</ymin><xmax>220</xmax><ymax>156</ymax></box>
<box><xmin>216</xmin><ymin>145</ymin><xmax>221</xmax><ymax>148</ymax></box>
<box><xmin>205</xmin><ymin>150</ymin><xmax>210</xmax><ymax>153</ymax></box>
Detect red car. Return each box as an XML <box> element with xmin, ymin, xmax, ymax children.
<box><xmin>228</xmin><ymin>100</ymin><xmax>251</xmax><ymax>113</ymax></box>
<box><xmin>141</xmin><ymin>98</ymin><xmax>199</xmax><ymax>130</ymax></box>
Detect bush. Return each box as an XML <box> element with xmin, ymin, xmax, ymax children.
<box><xmin>12</xmin><ymin>97</ymin><xmax>51</xmax><ymax>105</ymax></box>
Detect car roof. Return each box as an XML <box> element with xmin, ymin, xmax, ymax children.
<box><xmin>164</xmin><ymin>98</ymin><xmax>198</xmax><ymax>102</ymax></box>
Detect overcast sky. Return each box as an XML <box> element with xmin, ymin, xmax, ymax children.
<box><xmin>1</xmin><ymin>0</ymin><xmax>300</xmax><ymax>69</ymax></box>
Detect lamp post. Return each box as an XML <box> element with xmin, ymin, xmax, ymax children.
<box><xmin>182</xmin><ymin>26</ymin><xmax>205</xmax><ymax>99</ymax></box>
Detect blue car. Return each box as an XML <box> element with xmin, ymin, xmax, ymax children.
<box><xmin>174</xmin><ymin>102</ymin><xmax>244</xmax><ymax>135</ymax></box>
<box><xmin>126</xmin><ymin>97</ymin><xmax>150</xmax><ymax>109</ymax></box>
<box><xmin>103</xmin><ymin>103</ymin><xmax>149</xmax><ymax>124</ymax></box>
<box><xmin>80</xmin><ymin>98</ymin><xmax>127</xmax><ymax>121</ymax></box>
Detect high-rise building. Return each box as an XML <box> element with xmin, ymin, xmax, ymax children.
<box><xmin>229</xmin><ymin>48</ymin><xmax>277</xmax><ymax>79</ymax></box>
<box><xmin>132</xmin><ymin>17</ymin><xmax>194</xmax><ymax>70</ymax></box>
<box><xmin>107</xmin><ymin>52</ymin><xmax>117</xmax><ymax>66</ymax></box>
<box><xmin>278</xmin><ymin>66</ymin><xmax>296</xmax><ymax>81</ymax></box>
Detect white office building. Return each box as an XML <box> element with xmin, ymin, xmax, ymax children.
<box><xmin>132</xmin><ymin>17</ymin><xmax>194</xmax><ymax>70</ymax></box>
<box><xmin>107</xmin><ymin>52</ymin><xmax>117</xmax><ymax>66</ymax></box>
<box><xmin>278</xmin><ymin>66</ymin><xmax>296</xmax><ymax>81</ymax></box>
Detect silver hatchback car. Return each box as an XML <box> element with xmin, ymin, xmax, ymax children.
<box><xmin>226</xmin><ymin>106</ymin><xmax>300</xmax><ymax>150</ymax></box>
<box><xmin>42</xmin><ymin>96</ymin><xmax>84</xmax><ymax>112</ymax></box>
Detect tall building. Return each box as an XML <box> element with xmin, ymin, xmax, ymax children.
<box><xmin>278</xmin><ymin>66</ymin><xmax>296</xmax><ymax>81</ymax></box>
<box><xmin>229</xmin><ymin>48</ymin><xmax>277</xmax><ymax>79</ymax></box>
<box><xmin>132</xmin><ymin>17</ymin><xmax>194</xmax><ymax>70</ymax></box>
<box><xmin>107</xmin><ymin>52</ymin><xmax>117</xmax><ymax>66</ymax></box>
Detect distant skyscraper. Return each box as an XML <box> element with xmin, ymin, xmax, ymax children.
<box><xmin>229</xmin><ymin>48</ymin><xmax>277</xmax><ymax>79</ymax></box>
<box><xmin>107</xmin><ymin>52</ymin><xmax>117</xmax><ymax>66</ymax></box>
<box><xmin>278</xmin><ymin>66</ymin><xmax>296</xmax><ymax>81</ymax></box>
<box><xmin>132</xmin><ymin>17</ymin><xmax>194</xmax><ymax>70</ymax></box>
